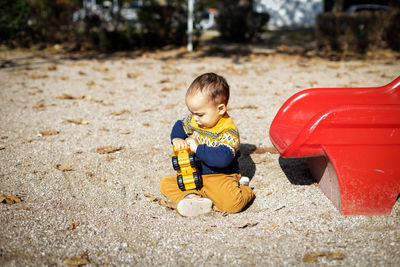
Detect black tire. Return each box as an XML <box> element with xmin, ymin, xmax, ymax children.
<box><xmin>177</xmin><ymin>175</ymin><xmax>185</xmax><ymax>191</ymax></box>
<box><xmin>189</xmin><ymin>153</ymin><xmax>196</xmax><ymax>168</ymax></box>
<box><xmin>172</xmin><ymin>156</ymin><xmax>180</xmax><ymax>171</ymax></box>
<box><xmin>193</xmin><ymin>172</ymin><xmax>202</xmax><ymax>190</ymax></box>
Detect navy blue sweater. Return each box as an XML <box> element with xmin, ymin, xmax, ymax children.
<box><xmin>171</xmin><ymin>119</ymin><xmax>240</xmax><ymax>175</ymax></box>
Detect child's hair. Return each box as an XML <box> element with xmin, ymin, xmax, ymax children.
<box><xmin>186</xmin><ymin>72</ymin><xmax>230</xmax><ymax>105</ymax></box>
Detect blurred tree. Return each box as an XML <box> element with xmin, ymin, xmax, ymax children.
<box><xmin>0</xmin><ymin>0</ymin><xmax>32</xmax><ymax>47</ymax></box>
<box><xmin>0</xmin><ymin>0</ymin><xmax>79</xmax><ymax>47</ymax></box>
<box><xmin>216</xmin><ymin>0</ymin><xmax>269</xmax><ymax>42</ymax></box>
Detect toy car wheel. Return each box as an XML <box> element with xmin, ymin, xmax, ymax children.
<box><xmin>189</xmin><ymin>153</ymin><xmax>196</xmax><ymax>168</ymax></box>
<box><xmin>172</xmin><ymin>156</ymin><xmax>180</xmax><ymax>171</ymax></box>
<box><xmin>177</xmin><ymin>175</ymin><xmax>185</xmax><ymax>191</ymax></box>
<box><xmin>193</xmin><ymin>172</ymin><xmax>202</xmax><ymax>189</ymax></box>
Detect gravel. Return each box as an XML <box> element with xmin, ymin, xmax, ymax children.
<box><xmin>1</xmin><ymin>48</ymin><xmax>399</xmax><ymax>266</ymax></box>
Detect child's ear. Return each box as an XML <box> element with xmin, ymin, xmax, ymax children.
<box><xmin>217</xmin><ymin>103</ymin><xmax>227</xmax><ymax>115</ymax></box>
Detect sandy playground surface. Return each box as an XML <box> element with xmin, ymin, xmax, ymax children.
<box><xmin>0</xmin><ymin>47</ymin><xmax>399</xmax><ymax>266</ymax></box>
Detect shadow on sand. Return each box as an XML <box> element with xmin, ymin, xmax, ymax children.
<box><xmin>278</xmin><ymin>156</ymin><xmax>316</xmax><ymax>185</ymax></box>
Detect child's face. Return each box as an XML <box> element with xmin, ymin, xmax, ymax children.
<box><xmin>185</xmin><ymin>92</ymin><xmax>226</xmax><ymax>129</ymax></box>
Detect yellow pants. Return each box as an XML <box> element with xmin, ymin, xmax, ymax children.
<box><xmin>160</xmin><ymin>173</ymin><xmax>254</xmax><ymax>213</ymax></box>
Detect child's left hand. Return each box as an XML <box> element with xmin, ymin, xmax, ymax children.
<box><xmin>186</xmin><ymin>137</ymin><xmax>198</xmax><ymax>153</ymax></box>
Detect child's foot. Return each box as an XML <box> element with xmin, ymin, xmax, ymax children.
<box><xmin>239</xmin><ymin>176</ymin><xmax>250</xmax><ymax>186</ymax></box>
<box><xmin>177</xmin><ymin>197</ymin><xmax>213</xmax><ymax>217</ymax></box>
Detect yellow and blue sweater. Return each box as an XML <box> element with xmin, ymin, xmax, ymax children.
<box><xmin>171</xmin><ymin>113</ymin><xmax>240</xmax><ymax>175</ymax></box>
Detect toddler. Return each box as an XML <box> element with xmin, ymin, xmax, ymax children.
<box><xmin>160</xmin><ymin>73</ymin><xmax>254</xmax><ymax>216</ymax></box>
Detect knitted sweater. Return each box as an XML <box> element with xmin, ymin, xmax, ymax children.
<box><xmin>170</xmin><ymin>113</ymin><xmax>240</xmax><ymax>175</ymax></box>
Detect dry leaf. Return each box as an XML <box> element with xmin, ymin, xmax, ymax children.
<box><xmin>54</xmin><ymin>164</ymin><xmax>73</xmax><ymax>171</ymax></box>
<box><xmin>33</xmin><ymin>100</ymin><xmax>46</xmax><ymax>111</ymax></box>
<box><xmin>87</xmin><ymin>80</ymin><xmax>95</xmax><ymax>86</ymax></box>
<box><xmin>29</xmin><ymin>73</ymin><xmax>48</xmax><ymax>79</ymax></box>
<box><xmin>69</xmin><ymin>222</ymin><xmax>79</xmax><ymax>230</ymax></box>
<box><xmin>144</xmin><ymin>194</ymin><xmax>176</xmax><ymax>210</ymax></box>
<box><xmin>159</xmin><ymin>78</ymin><xmax>171</xmax><ymax>83</ymax></box>
<box><xmin>15</xmin><ymin>206</ymin><xmax>32</xmax><ymax>210</ymax></box>
<box><xmin>40</xmin><ymin>130</ymin><xmax>59</xmax><ymax>136</ymax></box>
<box><xmin>47</xmin><ymin>65</ymin><xmax>57</xmax><ymax>71</ymax></box>
<box><xmin>66</xmin><ymin>119</ymin><xmax>89</xmax><ymax>125</ymax></box>
<box><xmin>140</xmin><ymin>108</ymin><xmax>156</xmax><ymax>113</ymax></box>
<box><xmin>56</xmin><ymin>94</ymin><xmax>86</xmax><ymax>100</ymax></box>
<box><xmin>302</xmin><ymin>251</ymin><xmax>345</xmax><ymax>263</ymax></box>
<box><xmin>238</xmin><ymin>222</ymin><xmax>259</xmax><ymax>229</ymax></box>
<box><xmin>253</xmin><ymin>147</ymin><xmax>279</xmax><ymax>154</ymax></box>
<box><xmin>96</xmin><ymin>146</ymin><xmax>123</xmax><ymax>154</ymax></box>
<box><xmin>103</xmin><ymin>77</ymin><xmax>115</xmax><ymax>81</ymax></box>
<box><xmin>78</xmin><ymin>71</ymin><xmax>86</xmax><ymax>75</ymax></box>
<box><xmin>127</xmin><ymin>72</ymin><xmax>142</xmax><ymax>78</ymax></box>
<box><xmin>105</xmin><ymin>156</ymin><xmax>116</xmax><ymax>161</ymax></box>
<box><xmin>110</xmin><ymin>109</ymin><xmax>130</xmax><ymax>116</ymax></box>
<box><xmin>229</xmin><ymin>105</ymin><xmax>258</xmax><ymax>110</ymax></box>
<box><xmin>0</xmin><ymin>195</ymin><xmax>22</xmax><ymax>205</ymax></box>
<box><xmin>63</xmin><ymin>253</ymin><xmax>90</xmax><ymax>267</ymax></box>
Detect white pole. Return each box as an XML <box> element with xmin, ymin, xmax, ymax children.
<box><xmin>187</xmin><ymin>0</ymin><xmax>194</xmax><ymax>51</ymax></box>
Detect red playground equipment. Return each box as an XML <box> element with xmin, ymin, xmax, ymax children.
<box><xmin>269</xmin><ymin>76</ymin><xmax>400</xmax><ymax>215</ymax></box>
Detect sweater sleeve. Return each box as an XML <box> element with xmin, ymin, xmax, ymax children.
<box><xmin>195</xmin><ymin>144</ymin><xmax>235</xmax><ymax>168</ymax></box>
<box><xmin>170</xmin><ymin>120</ymin><xmax>188</xmax><ymax>142</ymax></box>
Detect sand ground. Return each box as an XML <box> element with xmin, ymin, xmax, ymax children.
<box><xmin>0</xmin><ymin>47</ymin><xmax>399</xmax><ymax>266</ymax></box>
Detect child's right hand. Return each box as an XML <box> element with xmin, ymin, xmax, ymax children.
<box><xmin>172</xmin><ymin>138</ymin><xmax>188</xmax><ymax>150</ymax></box>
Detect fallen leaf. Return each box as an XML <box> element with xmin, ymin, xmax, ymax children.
<box><xmin>15</xmin><ymin>206</ymin><xmax>32</xmax><ymax>210</ymax></box>
<box><xmin>253</xmin><ymin>147</ymin><xmax>279</xmax><ymax>154</ymax></box>
<box><xmin>127</xmin><ymin>72</ymin><xmax>142</xmax><ymax>78</ymax></box>
<box><xmin>63</xmin><ymin>253</ymin><xmax>90</xmax><ymax>267</ymax></box>
<box><xmin>66</xmin><ymin>119</ymin><xmax>89</xmax><ymax>125</ymax></box>
<box><xmin>54</xmin><ymin>164</ymin><xmax>73</xmax><ymax>171</ymax></box>
<box><xmin>1</xmin><ymin>195</ymin><xmax>22</xmax><ymax>205</ymax></box>
<box><xmin>159</xmin><ymin>78</ymin><xmax>171</xmax><ymax>83</ymax></box>
<box><xmin>302</xmin><ymin>251</ymin><xmax>345</xmax><ymax>263</ymax></box>
<box><xmin>40</xmin><ymin>130</ymin><xmax>59</xmax><ymax>136</ymax></box>
<box><xmin>78</xmin><ymin>71</ymin><xmax>86</xmax><ymax>75</ymax></box>
<box><xmin>87</xmin><ymin>80</ymin><xmax>95</xmax><ymax>86</ymax></box>
<box><xmin>238</xmin><ymin>222</ymin><xmax>259</xmax><ymax>229</ymax></box>
<box><xmin>103</xmin><ymin>77</ymin><xmax>115</xmax><ymax>81</ymax></box>
<box><xmin>228</xmin><ymin>105</ymin><xmax>258</xmax><ymax>110</ymax></box>
<box><xmin>110</xmin><ymin>109</ymin><xmax>130</xmax><ymax>116</ymax></box>
<box><xmin>140</xmin><ymin>108</ymin><xmax>156</xmax><ymax>113</ymax></box>
<box><xmin>33</xmin><ymin>100</ymin><xmax>46</xmax><ymax>111</ymax></box>
<box><xmin>144</xmin><ymin>194</ymin><xmax>176</xmax><ymax>210</ymax></box>
<box><xmin>47</xmin><ymin>65</ymin><xmax>57</xmax><ymax>71</ymax></box>
<box><xmin>29</xmin><ymin>73</ymin><xmax>48</xmax><ymax>79</ymax></box>
<box><xmin>96</xmin><ymin>146</ymin><xmax>123</xmax><ymax>154</ymax></box>
<box><xmin>105</xmin><ymin>156</ymin><xmax>116</xmax><ymax>161</ymax></box>
<box><xmin>56</xmin><ymin>94</ymin><xmax>86</xmax><ymax>100</ymax></box>
<box><xmin>69</xmin><ymin>222</ymin><xmax>79</xmax><ymax>230</ymax></box>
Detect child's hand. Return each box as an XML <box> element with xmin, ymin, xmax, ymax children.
<box><xmin>172</xmin><ymin>138</ymin><xmax>188</xmax><ymax>150</ymax></box>
<box><xmin>186</xmin><ymin>137</ymin><xmax>198</xmax><ymax>153</ymax></box>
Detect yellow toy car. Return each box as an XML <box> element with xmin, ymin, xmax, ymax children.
<box><xmin>172</xmin><ymin>146</ymin><xmax>202</xmax><ymax>191</ymax></box>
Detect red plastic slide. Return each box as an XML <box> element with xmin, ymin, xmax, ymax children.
<box><xmin>269</xmin><ymin>76</ymin><xmax>400</xmax><ymax>215</ymax></box>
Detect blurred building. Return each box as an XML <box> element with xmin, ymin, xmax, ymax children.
<box><xmin>253</xmin><ymin>0</ymin><xmax>323</xmax><ymax>27</ymax></box>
